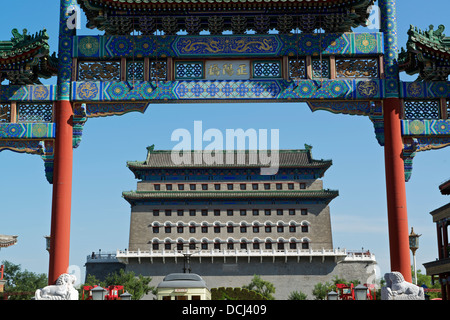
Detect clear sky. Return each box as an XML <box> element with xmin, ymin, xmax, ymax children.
<box><xmin>1</xmin><ymin>0</ymin><xmax>449</xmax><ymax>286</ymax></box>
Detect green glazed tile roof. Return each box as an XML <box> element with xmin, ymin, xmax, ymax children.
<box><xmin>406</xmin><ymin>25</ymin><xmax>450</xmax><ymax>56</ymax></box>
<box><xmin>0</xmin><ymin>28</ymin><xmax>58</xmax><ymax>84</ymax></box>
<box><xmin>0</xmin><ymin>29</ymin><xmax>50</xmax><ymax>59</ymax></box>
<box><xmin>122</xmin><ymin>189</ymin><xmax>339</xmax><ymax>200</ymax></box>
<box><xmin>399</xmin><ymin>24</ymin><xmax>450</xmax><ymax>81</ymax></box>
<box><xmin>127</xmin><ymin>145</ymin><xmax>332</xmax><ymax>169</ymax></box>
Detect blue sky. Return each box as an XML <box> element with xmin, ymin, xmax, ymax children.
<box><xmin>1</xmin><ymin>0</ymin><xmax>449</xmax><ymax>286</ymax></box>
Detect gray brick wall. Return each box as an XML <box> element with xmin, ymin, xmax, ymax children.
<box><xmin>124</xmin><ymin>256</ymin><xmax>378</xmax><ymax>300</ymax></box>
<box><xmin>128</xmin><ymin>201</ymin><xmax>333</xmax><ymax>252</ymax></box>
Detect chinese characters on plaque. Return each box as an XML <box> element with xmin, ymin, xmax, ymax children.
<box><xmin>205</xmin><ymin>60</ymin><xmax>250</xmax><ymax>80</ymax></box>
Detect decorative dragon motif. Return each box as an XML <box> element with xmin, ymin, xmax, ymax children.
<box><xmin>231</xmin><ymin>39</ymin><xmax>274</xmax><ymax>53</ymax></box>
<box><xmin>179</xmin><ymin>37</ymin><xmax>275</xmax><ymax>55</ymax></box>
<box><xmin>181</xmin><ymin>39</ymin><xmax>222</xmax><ymax>54</ymax></box>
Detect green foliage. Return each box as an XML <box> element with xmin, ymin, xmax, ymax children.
<box><xmin>81</xmin><ymin>269</ymin><xmax>155</xmax><ymax>300</ymax></box>
<box><xmin>412</xmin><ymin>267</ymin><xmax>441</xmax><ymax>300</ymax></box>
<box><xmin>313</xmin><ymin>276</ymin><xmax>385</xmax><ymax>300</ymax></box>
<box><xmin>1</xmin><ymin>260</ymin><xmax>47</xmax><ymax>300</ymax></box>
<box><xmin>242</xmin><ymin>275</ymin><xmax>276</xmax><ymax>300</ymax></box>
<box><xmin>312</xmin><ymin>281</ymin><xmax>333</xmax><ymax>300</ymax></box>
<box><xmin>287</xmin><ymin>290</ymin><xmax>308</xmax><ymax>300</ymax></box>
<box><xmin>211</xmin><ymin>287</ymin><xmax>268</xmax><ymax>300</ymax></box>
<box><xmin>331</xmin><ymin>276</ymin><xmax>360</xmax><ymax>290</ymax></box>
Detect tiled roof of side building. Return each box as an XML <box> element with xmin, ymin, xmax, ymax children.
<box><xmin>127</xmin><ymin>145</ymin><xmax>332</xmax><ymax>169</ymax></box>
<box><xmin>439</xmin><ymin>179</ymin><xmax>450</xmax><ymax>195</ymax></box>
<box><xmin>0</xmin><ymin>235</ymin><xmax>18</xmax><ymax>248</ymax></box>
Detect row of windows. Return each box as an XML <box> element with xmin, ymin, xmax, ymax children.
<box><xmin>153</xmin><ymin>208</ymin><xmax>308</xmax><ymax>217</ymax></box>
<box><xmin>154</xmin><ymin>182</ymin><xmax>307</xmax><ymax>191</ymax></box>
<box><xmin>151</xmin><ymin>241</ymin><xmax>310</xmax><ymax>251</ymax></box>
<box><xmin>152</xmin><ymin>225</ymin><xmax>309</xmax><ymax>234</ymax></box>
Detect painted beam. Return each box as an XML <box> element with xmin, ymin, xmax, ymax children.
<box><xmin>0</xmin><ymin>85</ymin><xmax>57</xmax><ymax>101</ymax></box>
<box><xmin>0</xmin><ymin>123</ymin><xmax>55</xmax><ymax>139</ymax></box>
<box><xmin>71</xmin><ymin>79</ymin><xmax>384</xmax><ymax>102</ymax></box>
<box><xmin>402</xmin><ymin>119</ymin><xmax>450</xmax><ymax>136</ymax></box>
<box><xmin>73</xmin><ymin>33</ymin><xmax>384</xmax><ymax>59</ymax></box>
<box><xmin>400</xmin><ymin>81</ymin><xmax>450</xmax><ymax>99</ymax></box>
<box><xmin>2</xmin><ymin>80</ymin><xmax>448</xmax><ymax>103</ymax></box>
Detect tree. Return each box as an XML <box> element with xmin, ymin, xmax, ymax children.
<box><xmin>331</xmin><ymin>275</ymin><xmax>360</xmax><ymax>290</ymax></box>
<box><xmin>287</xmin><ymin>290</ymin><xmax>308</xmax><ymax>300</ymax></box>
<box><xmin>412</xmin><ymin>267</ymin><xmax>441</xmax><ymax>300</ymax></box>
<box><xmin>1</xmin><ymin>260</ymin><xmax>47</xmax><ymax>300</ymax></box>
<box><xmin>242</xmin><ymin>275</ymin><xmax>276</xmax><ymax>300</ymax></box>
<box><xmin>312</xmin><ymin>281</ymin><xmax>333</xmax><ymax>300</ymax></box>
<box><xmin>81</xmin><ymin>269</ymin><xmax>155</xmax><ymax>300</ymax></box>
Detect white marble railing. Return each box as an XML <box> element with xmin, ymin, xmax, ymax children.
<box><xmin>115</xmin><ymin>247</ymin><xmax>377</xmax><ymax>264</ymax></box>
<box><xmin>117</xmin><ymin>247</ymin><xmax>345</xmax><ymax>258</ymax></box>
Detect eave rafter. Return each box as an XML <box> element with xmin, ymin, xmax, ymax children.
<box><xmin>77</xmin><ymin>0</ymin><xmax>375</xmax><ymax>35</ymax></box>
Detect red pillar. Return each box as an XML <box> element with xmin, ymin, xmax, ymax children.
<box><xmin>383</xmin><ymin>97</ymin><xmax>412</xmax><ymax>283</ymax></box>
<box><xmin>48</xmin><ymin>100</ymin><xmax>73</xmax><ymax>285</ymax></box>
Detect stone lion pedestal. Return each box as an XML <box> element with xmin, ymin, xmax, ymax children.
<box><xmin>34</xmin><ymin>274</ymin><xmax>78</xmax><ymax>300</ymax></box>
<box><xmin>381</xmin><ymin>272</ymin><xmax>425</xmax><ymax>300</ymax></box>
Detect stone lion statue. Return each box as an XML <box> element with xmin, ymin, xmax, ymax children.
<box><xmin>381</xmin><ymin>272</ymin><xmax>424</xmax><ymax>300</ymax></box>
<box><xmin>35</xmin><ymin>273</ymin><xmax>78</xmax><ymax>300</ymax></box>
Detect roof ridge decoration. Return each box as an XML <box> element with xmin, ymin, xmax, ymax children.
<box><xmin>11</xmin><ymin>28</ymin><xmax>50</xmax><ymax>48</ymax></box>
<box><xmin>144</xmin><ymin>147</ymin><xmax>314</xmax><ymax>154</ymax></box>
<box><xmin>128</xmin><ymin>144</ymin><xmax>332</xmax><ymax>169</ymax></box>
<box><xmin>0</xmin><ymin>28</ymin><xmax>58</xmax><ymax>85</ymax></box>
<box><xmin>399</xmin><ymin>24</ymin><xmax>450</xmax><ymax>81</ymax></box>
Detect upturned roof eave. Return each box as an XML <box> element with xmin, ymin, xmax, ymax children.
<box><xmin>122</xmin><ymin>189</ymin><xmax>339</xmax><ymax>200</ymax></box>
<box><xmin>413</xmin><ymin>41</ymin><xmax>450</xmax><ymax>57</ymax></box>
<box><xmin>126</xmin><ymin>161</ymin><xmax>333</xmax><ymax>169</ymax></box>
<box><xmin>405</xmin><ymin>25</ymin><xmax>450</xmax><ymax>59</ymax></box>
<box><xmin>0</xmin><ymin>46</ymin><xmax>47</xmax><ymax>65</ymax></box>
<box><xmin>439</xmin><ymin>179</ymin><xmax>450</xmax><ymax>195</ymax></box>
<box><xmin>122</xmin><ymin>190</ymin><xmax>339</xmax><ymax>206</ymax></box>
<box><xmin>0</xmin><ymin>235</ymin><xmax>18</xmax><ymax>248</ymax></box>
